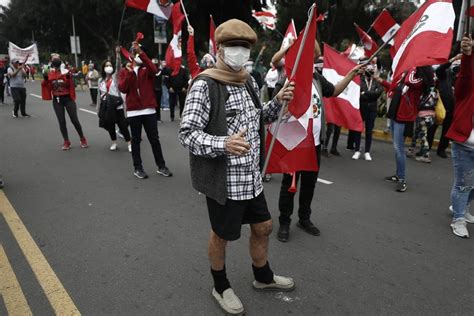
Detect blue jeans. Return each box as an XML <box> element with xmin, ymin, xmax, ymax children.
<box><xmin>390</xmin><ymin>120</ymin><xmax>406</xmax><ymax>180</ymax></box>
<box><xmin>451</xmin><ymin>142</ymin><xmax>474</xmax><ymax>220</ymax></box>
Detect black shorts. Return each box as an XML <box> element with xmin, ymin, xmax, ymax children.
<box><xmin>206</xmin><ymin>192</ymin><xmax>271</xmax><ymax>241</ymax></box>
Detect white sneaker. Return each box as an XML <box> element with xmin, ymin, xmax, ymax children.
<box><xmin>465</xmin><ymin>212</ymin><xmax>474</xmax><ymax>224</ymax></box>
<box><xmin>451</xmin><ymin>219</ymin><xmax>469</xmax><ymax>238</ymax></box>
<box><xmin>352</xmin><ymin>151</ymin><xmax>361</xmax><ymax>160</ymax></box>
<box><xmin>110</xmin><ymin>143</ymin><xmax>118</xmax><ymax>151</ymax></box>
<box><xmin>364</xmin><ymin>152</ymin><xmax>372</xmax><ymax>161</ymax></box>
<box><xmin>212</xmin><ymin>288</ymin><xmax>244</xmax><ymax>315</ymax></box>
<box><xmin>253</xmin><ymin>274</ymin><xmax>295</xmax><ymax>292</ymax></box>
<box><xmin>128</xmin><ymin>144</ymin><xmax>132</xmax><ymax>153</ymax></box>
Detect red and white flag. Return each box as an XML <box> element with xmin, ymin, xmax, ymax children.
<box><xmin>354</xmin><ymin>23</ymin><xmax>379</xmax><ymax>57</ymax></box>
<box><xmin>252</xmin><ymin>10</ymin><xmax>277</xmax><ymax>30</ymax></box>
<box><xmin>372</xmin><ymin>9</ymin><xmax>400</xmax><ymax>45</ymax></box>
<box><xmin>126</xmin><ymin>0</ymin><xmax>173</xmax><ymax>20</ymax></box>
<box><xmin>391</xmin><ymin>0</ymin><xmax>455</xmax><ymax>80</ymax></box>
<box><xmin>209</xmin><ymin>15</ymin><xmax>217</xmax><ymax>56</ymax></box>
<box><xmin>322</xmin><ymin>44</ymin><xmax>363</xmax><ymax>132</ymax></box>
<box><xmin>281</xmin><ymin>19</ymin><xmax>297</xmax><ymax>50</ymax></box>
<box><xmin>265</xmin><ymin>9</ymin><xmax>318</xmax><ymax>174</ymax></box>
<box><xmin>165</xmin><ymin>1</ymin><xmax>185</xmax><ymax>76</ymax></box>
<box><xmin>470</xmin><ymin>4</ymin><xmax>474</xmax><ymax>16</ymax></box>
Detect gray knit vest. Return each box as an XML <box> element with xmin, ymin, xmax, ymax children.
<box><xmin>189</xmin><ymin>76</ymin><xmax>265</xmax><ymax>205</ymax></box>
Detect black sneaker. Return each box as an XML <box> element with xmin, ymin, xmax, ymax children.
<box><xmin>330</xmin><ymin>149</ymin><xmax>341</xmax><ymax>156</ymax></box>
<box><xmin>396</xmin><ymin>180</ymin><xmax>407</xmax><ymax>192</ymax></box>
<box><xmin>297</xmin><ymin>220</ymin><xmax>320</xmax><ymax>236</ymax></box>
<box><xmin>437</xmin><ymin>150</ymin><xmax>448</xmax><ymax>159</ymax></box>
<box><xmin>384</xmin><ymin>175</ymin><xmax>399</xmax><ymax>183</ymax></box>
<box><xmin>157</xmin><ymin>166</ymin><xmax>173</xmax><ymax>177</ymax></box>
<box><xmin>133</xmin><ymin>169</ymin><xmax>149</xmax><ymax>179</ymax></box>
<box><xmin>21</xmin><ymin>114</ymin><xmax>31</xmax><ymax>118</ymax></box>
<box><xmin>277</xmin><ymin>224</ymin><xmax>290</xmax><ymax>242</ymax></box>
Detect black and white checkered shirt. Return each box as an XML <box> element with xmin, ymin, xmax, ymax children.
<box><xmin>179</xmin><ymin>77</ymin><xmax>282</xmax><ymax>201</ymax></box>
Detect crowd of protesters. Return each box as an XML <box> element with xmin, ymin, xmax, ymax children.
<box><xmin>0</xmin><ymin>16</ymin><xmax>472</xmax><ymax>316</ymax></box>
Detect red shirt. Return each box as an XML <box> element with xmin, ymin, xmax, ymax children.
<box><xmin>41</xmin><ymin>69</ymin><xmax>76</xmax><ymax>100</ymax></box>
<box><xmin>118</xmin><ymin>52</ymin><xmax>158</xmax><ymax>112</ymax></box>
<box><xmin>447</xmin><ymin>54</ymin><xmax>474</xmax><ymax>143</ymax></box>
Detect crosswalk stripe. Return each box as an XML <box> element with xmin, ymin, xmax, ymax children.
<box><xmin>0</xmin><ymin>245</ymin><xmax>32</xmax><ymax>316</ymax></box>
<box><xmin>0</xmin><ymin>191</ymin><xmax>80</xmax><ymax>315</ymax></box>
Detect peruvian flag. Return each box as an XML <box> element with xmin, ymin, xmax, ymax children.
<box><xmin>209</xmin><ymin>15</ymin><xmax>217</xmax><ymax>56</ymax></box>
<box><xmin>322</xmin><ymin>44</ymin><xmax>363</xmax><ymax>132</ymax></box>
<box><xmin>354</xmin><ymin>23</ymin><xmax>379</xmax><ymax>57</ymax></box>
<box><xmin>391</xmin><ymin>0</ymin><xmax>455</xmax><ymax>80</ymax></box>
<box><xmin>281</xmin><ymin>19</ymin><xmax>297</xmax><ymax>50</ymax></box>
<box><xmin>372</xmin><ymin>9</ymin><xmax>400</xmax><ymax>45</ymax></box>
<box><xmin>126</xmin><ymin>0</ymin><xmax>173</xmax><ymax>21</ymax></box>
<box><xmin>165</xmin><ymin>1</ymin><xmax>185</xmax><ymax>76</ymax></box>
<box><xmin>471</xmin><ymin>4</ymin><xmax>474</xmax><ymax>16</ymax></box>
<box><xmin>252</xmin><ymin>10</ymin><xmax>277</xmax><ymax>30</ymax></box>
<box><xmin>265</xmin><ymin>8</ymin><xmax>318</xmax><ymax>174</ymax></box>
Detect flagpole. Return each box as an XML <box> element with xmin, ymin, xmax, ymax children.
<box><xmin>117</xmin><ymin>4</ymin><xmax>127</xmax><ymax>43</ymax></box>
<box><xmin>261</xmin><ymin>3</ymin><xmax>317</xmax><ymax>177</ymax></box>
<box><xmin>363</xmin><ymin>29</ymin><xmax>398</xmax><ymax>65</ymax></box>
<box><xmin>467</xmin><ymin>0</ymin><xmax>472</xmax><ymax>35</ymax></box>
<box><xmin>180</xmin><ymin>1</ymin><xmax>191</xmax><ymax>26</ymax></box>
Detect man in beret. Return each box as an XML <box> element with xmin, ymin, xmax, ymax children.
<box><xmin>179</xmin><ymin>19</ymin><xmax>296</xmax><ymax>315</ymax></box>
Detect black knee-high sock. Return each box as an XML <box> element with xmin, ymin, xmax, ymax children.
<box><xmin>252</xmin><ymin>261</ymin><xmax>274</xmax><ymax>284</ymax></box>
<box><xmin>211</xmin><ymin>266</ymin><xmax>231</xmax><ymax>294</ymax></box>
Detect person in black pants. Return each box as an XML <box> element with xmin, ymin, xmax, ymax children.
<box><xmin>0</xmin><ymin>63</ymin><xmax>6</xmax><ymax>104</ymax></box>
<box><xmin>427</xmin><ymin>55</ymin><xmax>460</xmax><ymax>158</ymax></box>
<box><xmin>323</xmin><ymin>123</ymin><xmax>341</xmax><ymax>156</ymax></box>
<box><xmin>153</xmin><ymin>59</ymin><xmax>163</xmax><ymax>123</ymax></box>
<box><xmin>165</xmin><ymin>65</ymin><xmax>188</xmax><ymax>121</ymax></box>
<box><xmin>8</xmin><ymin>60</ymin><xmax>29</xmax><ymax>117</ymax></box>
<box><xmin>351</xmin><ymin>67</ymin><xmax>383</xmax><ymax>161</ymax></box>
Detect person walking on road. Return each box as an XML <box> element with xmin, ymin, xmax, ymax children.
<box><xmin>152</xmin><ymin>58</ymin><xmax>164</xmax><ymax>123</ymax></box>
<box><xmin>179</xmin><ymin>19</ymin><xmax>296</xmax><ymax>315</ymax></box>
<box><xmin>86</xmin><ymin>63</ymin><xmax>100</xmax><ymax>107</ymax></box>
<box><xmin>446</xmin><ymin>35</ymin><xmax>474</xmax><ymax>238</ymax></box>
<box><xmin>0</xmin><ymin>61</ymin><xmax>6</xmax><ymax>104</ymax></box>
<box><xmin>41</xmin><ymin>54</ymin><xmax>88</xmax><ymax>150</ymax></box>
<box><xmin>118</xmin><ymin>42</ymin><xmax>173</xmax><ymax>179</ymax></box>
<box><xmin>8</xmin><ymin>59</ymin><xmax>30</xmax><ymax>118</ymax></box>
<box><xmin>98</xmin><ymin>48</ymin><xmax>131</xmax><ymax>152</ymax></box>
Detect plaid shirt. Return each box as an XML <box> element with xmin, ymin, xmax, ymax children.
<box><xmin>179</xmin><ymin>77</ymin><xmax>282</xmax><ymax>201</ymax></box>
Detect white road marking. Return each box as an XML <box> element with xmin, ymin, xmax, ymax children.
<box><xmin>79</xmin><ymin>108</ymin><xmax>96</xmax><ymax>115</ymax></box>
<box><xmin>30</xmin><ymin>93</ymin><xmax>42</xmax><ymax>99</ymax></box>
<box><xmin>317</xmin><ymin>178</ymin><xmax>333</xmax><ymax>185</ymax></box>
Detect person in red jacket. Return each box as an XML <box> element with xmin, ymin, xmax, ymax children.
<box><xmin>186</xmin><ymin>25</ymin><xmax>216</xmax><ymax>79</ymax></box>
<box><xmin>384</xmin><ymin>67</ymin><xmax>424</xmax><ymax>192</ymax></box>
<box><xmin>118</xmin><ymin>42</ymin><xmax>173</xmax><ymax>179</ymax></box>
<box><xmin>446</xmin><ymin>34</ymin><xmax>474</xmax><ymax>238</ymax></box>
<box><xmin>42</xmin><ymin>53</ymin><xmax>88</xmax><ymax>150</ymax></box>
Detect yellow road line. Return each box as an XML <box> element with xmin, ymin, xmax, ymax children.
<box><xmin>0</xmin><ymin>244</ymin><xmax>32</xmax><ymax>316</ymax></box>
<box><xmin>0</xmin><ymin>191</ymin><xmax>80</xmax><ymax>315</ymax></box>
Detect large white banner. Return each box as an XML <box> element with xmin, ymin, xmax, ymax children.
<box><xmin>8</xmin><ymin>42</ymin><xmax>39</xmax><ymax>64</ymax></box>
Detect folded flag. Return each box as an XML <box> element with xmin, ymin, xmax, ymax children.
<box><xmin>354</xmin><ymin>23</ymin><xmax>379</xmax><ymax>57</ymax></box>
<box><xmin>322</xmin><ymin>44</ymin><xmax>363</xmax><ymax>132</ymax></box>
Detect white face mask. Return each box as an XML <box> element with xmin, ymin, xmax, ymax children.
<box><xmin>134</xmin><ymin>56</ymin><xmax>143</xmax><ymax>65</ymax></box>
<box><xmin>223</xmin><ymin>46</ymin><xmax>250</xmax><ymax>71</ymax></box>
<box><xmin>104</xmin><ymin>66</ymin><xmax>114</xmax><ymax>75</ymax></box>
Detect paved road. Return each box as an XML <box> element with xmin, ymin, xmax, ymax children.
<box><xmin>0</xmin><ymin>81</ymin><xmax>473</xmax><ymax>315</ymax></box>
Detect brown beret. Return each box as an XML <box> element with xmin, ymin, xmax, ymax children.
<box><xmin>215</xmin><ymin>19</ymin><xmax>258</xmax><ymax>46</ymax></box>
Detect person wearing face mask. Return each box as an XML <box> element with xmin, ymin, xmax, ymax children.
<box><xmin>8</xmin><ymin>59</ymin><xmax>29</xmax><ymax>118</ymax></box>
<box><xmin>118</xmin><ymin>42</ymin><xmax>172</xmax><ymax>179</ymax></box>
<box><xmin>42</xmin><ymin>53</ymin><xmax>88</xmax><ymax>150</ymax></box>
<box><xmin>187</xmin><ymin>25</ymin><xmax>216</xmax><ymax>79</ymax></box>
<box><xmin>164</xmin><ymin>61</ymin><xmax>189</xmax><ymax>122</ymax></box>
<box><xmin>98</xmin><ymin>47</ymin><xmax>131</xmax><ymax>152</ymax></box>
<box><xmin>179</xmin><ymin>19</ymin><xmax>297</xmax><ymax>315</ymax></box>
<box><xmin>273</xmin><ymin>41</ymin><xmax>364</xmax><ymax>242</ymax></box>
<box><xmin>86</xmin><ymin>63</ymin><xmax>100</xmax><ymax>107</ymax></box>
